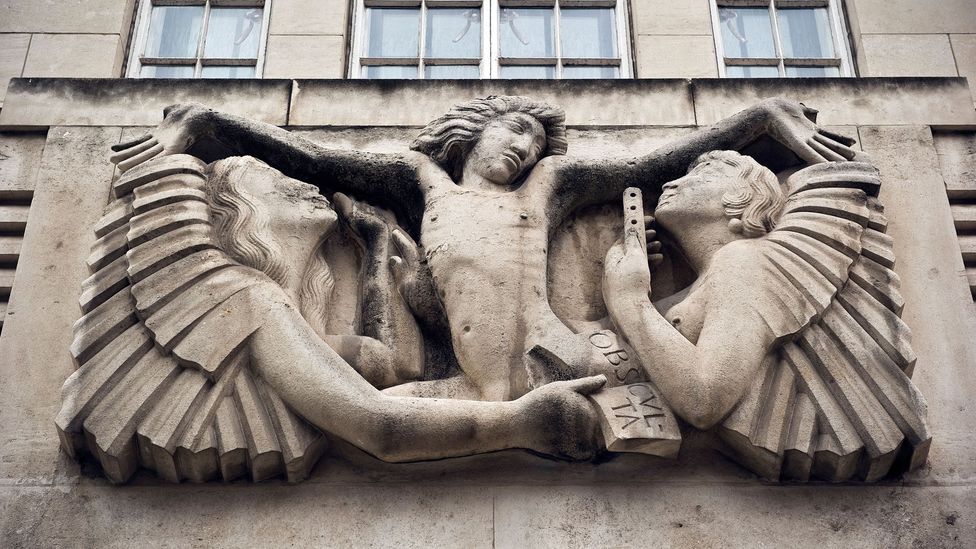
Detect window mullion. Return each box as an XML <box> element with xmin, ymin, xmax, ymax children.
<box><xmin>480</xmin><ymin>2</ymin><xmax>490</xmax><ymax>78</ymax></box>
<box><xmin>767</xmin><ymin>0</ymin><xmax>786</xmax><ymax>76</ymax></box>
<box><xmin>826</xmin><ymin>0</ymin><xmax>852</xmax><ymax>76</ymax></box>
<box><xmin>254</xmin><ymin>0</ymin><xmax>272</xmax><ymax>77</ymax></box>
<box><xmin>196</xmin><ymin>1</ymin><xmax>213</xmax><ymax>77</ymax></box>
<box><xmin>418</xmin><ymin>1</ymin><xmax>428</xmax><ymax>78</ymax></box>
<box><xmin>489</xmin><ymin>1</ymin><xmax>500</xmax><ymax>77</ymax></box>
<box><xmin>553</xmin><ymin>2</ymin><xmax>562</xmax><ymax>78</ymax></box>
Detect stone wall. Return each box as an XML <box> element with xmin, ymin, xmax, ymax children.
<box><xmin>0</xmin><ymin>78</ymin><xmax>973</xmax><ymax>546</ymax></box>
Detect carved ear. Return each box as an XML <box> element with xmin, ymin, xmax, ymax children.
<box><xmin>728</xmin><ymin>218</ymin><xmax>744</xmax><ymax>234</ymax></box>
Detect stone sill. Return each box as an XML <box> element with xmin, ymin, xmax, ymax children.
<box><xmin>0</xmin><ymin>77</ymin><xmax>973</xmax><ymax>130</ymax></box>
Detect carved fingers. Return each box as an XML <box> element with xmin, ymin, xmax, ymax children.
<box><xmin>335</xmin><ymin>192</ymin><xmax>398</xmax><ymax>247</ymax></box>
<box><xmin>110</xmin><ymin>134</ymin><xmax>165</xmax><ymax>173</ymax></box>
<box><xmin>110</xmin><ymin>104</ymin><xmax>212</xmax><ymax>173</ymax></box>
<box><xmin>519</xmin><ymin>376</ymin><xmax>606</xmax><ymax>460</ymax></box>
<box><xmin>391</xmin><ymin>228</ymin><xmax>421</xmax><ymax>267</ymax></box>
<box><xmin>645</xmin><ymin>215</ymin><xmax>664</xmax><ymax>270</ymax></box>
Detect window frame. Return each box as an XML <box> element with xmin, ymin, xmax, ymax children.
<box><xmin>126</xmin><ymin>0</ymin><xmax>273</xmax><ymax>79</ymax></box>
<box><xmin>349</xmin><ymin>0</ymin><xmax>632</xmax><ymax>79</ymax></box>
<box><xmin>708</xmin><ymin>0</ymin><xmax>854</xmax><ymax>78</ymax></box>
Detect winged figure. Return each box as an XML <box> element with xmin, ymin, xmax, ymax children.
<box><xmin>603</xmin><ymin>152</ymin><xmax>930</xmax><ymax>481</ymax></box>
<box><xmin>55</xmin><ymin>153</ymin><xmax>608</xmax><ymax>483</ymax></box>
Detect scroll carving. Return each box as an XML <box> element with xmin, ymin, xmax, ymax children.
<box><xmin>57</xmin><ymin>95</ymin><xmax>929</xmax><ymax>484</ymax></box>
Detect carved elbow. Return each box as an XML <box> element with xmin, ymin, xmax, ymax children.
<box><xmin>684</xmin><ymin>408</ymin><xmax>723</xmax><ymax>431</ymax></box>
<box><xmin>679</xmin><ymin>389</ymin><xmax>729</xmax><ymax>431</ymax></box>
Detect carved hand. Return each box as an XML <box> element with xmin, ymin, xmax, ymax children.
<box><xmin>389</xmin><ymin>229</ymin><xmax>449</xmax><ymax>334</ymax></box>
<box><xmin>333</xmin><ymin>191</ymin><xmax>397</xmax><ymax>248</ymax></box>
<box><xmin>516</xmin><ymin>375</ymin><xmax>607</xmax><ymax>460</ymax></box>
<box><xmin>758</xmin><ymin>98</ymin><xmax>860</xmax><ymax>164</ymax></box>
<box><xmin>603</xmin><ymin>223</ymin><xmax>653</xmax><ymax>318</ymax></box>
<box><xmin>109</xmin><ymin>103</ymin><xmax>213</xmax><ymax>172</ymax></box>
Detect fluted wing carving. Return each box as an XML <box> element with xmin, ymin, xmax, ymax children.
<box><xmin>57</xmin><ymin>154</ymin><xmax>326</xmax><ymax>484</ymax></box>
<box><xmin>719</xmin><ymin>162</ymin><xmax>930</xmax><ymax>481</ymax></box>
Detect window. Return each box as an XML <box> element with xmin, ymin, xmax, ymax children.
<box><xmin>350</xmin><ymin>0</ymin><xmax>631</xmax><ymax>79</ymax></box>
<box><xmin>709</xmin><ymin>0</ymin><xmax>852</xmax><ymax>78</ymax></box>
<box><xmin>127</xmin><ymin>1</ymin><xmax>271</xmax><ymax>78</ymax></box>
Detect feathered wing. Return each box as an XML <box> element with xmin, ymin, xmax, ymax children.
<box><xmin>56</xmin><ymin>154</ymin><xmax>326</xmax><ymax>484</ymax></box>
<box><xmin>718</xmin><ymin>161</ymin><xmax>931</xmax><ymax>482</ymax></box>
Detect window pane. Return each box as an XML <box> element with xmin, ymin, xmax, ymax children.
<box><xmin>204</xmin><ymin>8</ymin><xmax>263</xmax><ymax>59</ymax></box>
<box><xmin>426</xmin><ymin>9</ymin><xmax>480</xmax><ymax>59</ymax></box>
<box><xmin>145</xmin><ymin>6</ymin><xmax>204</xmax><ymax>58</ymax></box>
<box><xmin>365</xmin><ymin>8</ymin><xmax>420</xmax><ymax>57</ymax></box>
<box><xmin>500</xmin><ymin>9</ymin><xmax>555</xmax><ymax>58</ymax></box>
<box><xmin>201</xmin><ymin>65</ymin><xmax>256</xmax><ymax>78</ymax></box>
<box><xmin>499</xmin><ymin>65</ymin><xmax>555</xmax><ymax>79</ymax></box>
<box><xmin>777</xmin><ymin>8</ymin><xmax>834</xmax><ymax>58</ymax></box>
<box><xmin>785</xmin><ymin>65</ymin><xmax>840</xmax><ymax>77</ymax></box>
<box><xmin>725</xmin><ymin>65</ymin><xmax>779</xmax><ymax>78</ymax></box>
<box><xmin>363</xmin><ymin>65</ymin><xmax>419</xmax><ymax>78</ymax></box>
<box><xmin>560</xmin><ymin>9</ymin><xmax>616</xmax><ymax>59</ymax></box>
<box><xmin>718</xmin><ymin>7</ymin><xmax>775</xmax><ymax>58</ymax></box>
<box><xmin>140</xmin><ymin>65</ymin><xmax>196</xmax><ymax>78</ymax></box>
<box><xmin>425</xmin><ymin>65</ymin><xmax>481</xmax><ymax>79</ymax></box>
<box><xmin>562</xmin><ymin>66</ymin><xmax>618</xmax><ymax>79</ymax></box>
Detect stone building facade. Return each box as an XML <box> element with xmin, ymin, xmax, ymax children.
<box><xmin>0</xmin><ymin>1</ymin><xmax>975</xmax><ymax>547</ymax></box>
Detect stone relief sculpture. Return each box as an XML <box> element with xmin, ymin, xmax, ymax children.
<box><xmin>56</xmin><ymin>95</ymin><xmax>930</xmax><ymax>484</ymax></box>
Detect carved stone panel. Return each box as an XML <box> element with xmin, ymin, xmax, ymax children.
<box><xmin>56</xmin><ymin>95</ymin><xmax>930</xmax><ymax>484</ymax></box>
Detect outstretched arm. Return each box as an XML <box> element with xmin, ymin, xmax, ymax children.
<box><xmin>601</xmin><ymin>231</ymin><xmax>773</xmax><ymax>430</ymax></box>
<box><xmin>111</xmin><ymin>103</ymin><xmax>427</xmax><ymax>233</ymax></box>
<box><xmin>248</xmin><ymin>286</ymin><xmax>607</xmax><ymax>461</ymax></box>
<box><xmin>324</xmin><ymin>193</ymin><xmax>425</xmax><ymax>388</ymax></box>
<box><xmin>545</xmin><ymin>98</ymin><xmax>859</xmax><ymax>222</ymax></box>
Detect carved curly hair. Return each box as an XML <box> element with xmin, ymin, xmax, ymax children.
<box><xmin>690</xmin><ymin>151</ymin><xmax>785</xmax><ymax>238</ymax></box>
<box><xmin>410</xmin><ymin>95</ymin><xmax>569</xmax><ymax>181</ymax></box>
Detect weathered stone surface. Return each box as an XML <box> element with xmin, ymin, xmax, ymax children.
<box><xmin>631</xmin><ymin>0</ymin><xmax>713</xmax><ymax>35</ymax></box>
<box><xmin>0</xmin><ymin>0</ymin><xmax>135</xmax><ymax>34</ymax></box>
<box><xmin>0</xmin><ymin>79</ymin><xmax>292</xmax><ymax>129</ymax></box>
<box><xmin>692</xmin><ymin>78</ymin><xmax>976</xmax><ymax>126</ymax></box>
<box><xmin>289</xmin><ymin>80</ymin><xmax>697</xmax><ymax>126</ymax></box>
<box><xmin>22</xmin><ymin>34</ymin><xmax>123</xmax><ymax>78</ymax></box>
<box><xmin>263</xmin><ymin>35</ymin><xmax>345</xmax><ymax>79</ymax></box>
<box><xmin>949</xmin><ymin>34</ymin><xmax>976</xmax><ymax>102</ymax></box>
<box><xmin>635</xmin><ymin>35</ymin><xmax>718</xmax><ymax>78</ymax></box>
<box><xmin>493</xmin><ymin>484</ymin><xmax>975</xmax><ymax>547</ymax></box>
<box><xmin>0</xmin><ymin>131</ymin><xmax>45</xmax><ymax>197</ymax></box>
<box><xmin>858</xmin><ymin>125</ymin><xmax>976</xmax><ymax>483</ymax></box>
<box><xmin>934</xmin><ymin>131</ymin><xmax>976</xmax><ymax>199</ymax></box>
<box><xmin>848</xmin><ymin>0</ymin><xmax>976</xmax><ymax>35</ymax></box>
<box><xmin>0</xmin><ymin>126</ymin><xmax>119</xmax><ymax>483</ymax></box>
<box><xmin>0</xmin><ymin>34</ymin><xmax>29</xmax><ymax>106</ymax></box>
<box><xmin>269</xmin><ymin>0</ymin><xmax>349</xmax><ymax>36</ymax></box>
<box><xmin>860</xmin><ymin>34</ymin><xmax>959</xmax><ymax>77</ymax></box>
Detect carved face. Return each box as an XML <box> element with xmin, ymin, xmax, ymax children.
<box><xmin>654</xmin><ymin>161</ymin><xmax>730</xmax><ymax>230</ymax></box>
<box><xmin>463</xmin><ymin>113</ymin><xmax>547</xmax><ymax>187</ymax></box>
<box><xmin>240</xmin><ymin>171</ymin><xmax>338</xmax><ymax>242</ymax></box>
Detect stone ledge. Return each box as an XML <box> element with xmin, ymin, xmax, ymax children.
<box><xmin>289</xmin><ymin>79</ymin><xmax>697</xmax><ymax>127</ymax></box>
<box><xmin>2</xmin><ymin>77</ymin><xmax>973</xmax><ymax>130</ymax></box>
<box><xmin>0</xmin><ymin>78</ymin><xmax>293</xmax><ymax>129</ymax></box>
<box><xmin>692</xmin><ymin>77</ymin><xmax>976</xmax><ymax>127</ymax></box>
